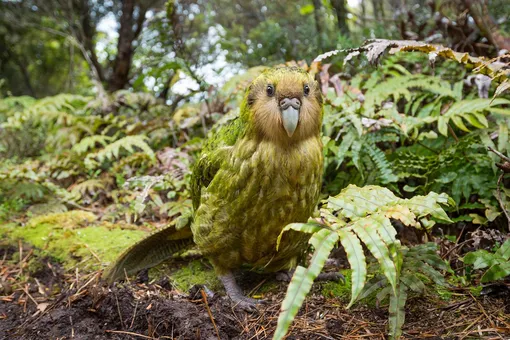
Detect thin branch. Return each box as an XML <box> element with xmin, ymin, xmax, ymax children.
<box><xmin>488</xmin><ymin>146</ymin><xmax>510</xmax><ymax>163</ymax></box>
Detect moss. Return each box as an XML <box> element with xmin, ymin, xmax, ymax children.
<box><xmin>469</xmin><ymin>285</ymin><xmax>482</xmax><ymax>296</ymax></box>
<box><xmin>4</xmin><ymin>211</ymin><xmax>146</xmax><ymax>271</ymax></box>
<box><xmin>436</xmin><ymin>285</ymin><xmax>453</xmax><ymax>300</ymax></box>
<box><xmin>166</xmin><ymin>260</ymin><xmax>221</xmax><ymax>293</ymax></box>
<box><xmin>26</xmin><ymin>210</ymin><xmax>97</xmax><ymax>229</ymax></box>
<box><xmin>0</xmin><ymin>223</ymin><xmax>16</xmax><ymax>239</ymax></box>
<box><xmin>321</xmin><ymin>269</ymin><xmax>352</xmax><ymax>302</ymax></box>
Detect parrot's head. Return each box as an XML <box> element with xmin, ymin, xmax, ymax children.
<box><xmin>243</xmin><ymin>67</ymin><xmax>323</xmax><ymax>144</ymax></box>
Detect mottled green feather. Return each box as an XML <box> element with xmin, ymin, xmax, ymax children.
<box><xmin>191</xmin><ymin>67</ymin><xmax>323</xmax><ymax>275</ymax></box>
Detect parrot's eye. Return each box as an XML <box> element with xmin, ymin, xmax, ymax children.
<box><xmin>304</xmin><ymin>84</ymin><xmax>310</xmax><ymax>96</ymax></box>
<box><xmin>266</xmin><ymin>85</ymin><xmax>275</xmax><ymax>97</ymax></box>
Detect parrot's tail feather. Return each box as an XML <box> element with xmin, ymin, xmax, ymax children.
<box><xmin>103</xmin><ymin>225</ymin><xmax>194</xmax><ymax>283</ymax></box>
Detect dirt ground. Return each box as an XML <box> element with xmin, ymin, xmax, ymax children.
<box><xmin>1</xmin><ymin>244</ymin><xmax>509</xmax><ymax>340</ymax></box>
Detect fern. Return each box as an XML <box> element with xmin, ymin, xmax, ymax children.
<box><xmin>72</xmin><ymin>135</ymin><xmax>112</xmax><ymax>154</ymax></box>
<box><xmin>437</xmin><ymin>98</ymin><xmax>510</xmax><ymax>136</ymax></box>
<box><xmin>364</xmin><ymin>74</ymin><xmax>457</xmax><ymax>116</ymax></box>
<box><xmin>84</xmin><ymin>135</ymin><xmax>156</xmax><ymax>169</ymax></box>
<box><xmin>274</xmin><ymin>185</ymin><xmax>453</xmax><ymax>340</ymax></box>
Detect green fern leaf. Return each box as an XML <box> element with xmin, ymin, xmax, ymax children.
<box><xmin>327</xmin><ymin>184</ymin><xmax>398</xmax><ymax>219</ymax></box>
<box><xmin>352</xmin><ymin>220</ymin><xmax>398</xmax><ymax>294</ymax></box>
<box><xmin>277</xmin><ymin>222</ymin><xmax>325</xmax><ymax>250</ymax></box>
<box><xmin>400</xmin><ymin>273</ymin><xmax>426</xmax><ymax>293</ymax></box>
<box><xmin>85</xmin><ymin>135</ymin><xmax>156</xmax><ymax>169</ymax></box>
<box><xmin>338</xmin><ymin>229</ymin><xmax>367</xmax><ymax>308</ymax></box>
<box><xmin>72</xmin><ymin>135</ymin><xmax>112</xmax><ymax>154</ymax></box>
<box><xmin>274</xmin><ymin>228</ymin><xmax>339</xmax><ymax>340</ymax></box>
<box><xmin>388</xmin><ymin>283</ymin><xmax>408</xmax><ymax>340</ymax></box>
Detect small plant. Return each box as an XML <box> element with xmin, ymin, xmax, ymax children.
<box><xmin>463</xmin><ymin>239</ymin><xmax>510</xmax><ymax>282</ymax></box>
<box><xmin>273</xmin><ymin>185</ymin><xmax>453</xmax><ymax>340</ymax></box>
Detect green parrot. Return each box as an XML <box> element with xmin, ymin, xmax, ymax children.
<box><xmin>105</xmin><ymin>66</ymin><xmax>338</xmax><ymax>310</ymax></box>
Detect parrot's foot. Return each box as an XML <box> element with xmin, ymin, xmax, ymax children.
<box><xmin>275</xmin><ymin>270</ymin><xmax>345</xmax><ymax>284</ymax></box>
<box><xmin>219</xmin><ymin>272</ymin><xmax>266</xmax><ymax>312</ymax></box>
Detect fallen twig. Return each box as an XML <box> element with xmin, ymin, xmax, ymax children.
<box><xmin>201</xmin><ymin>288</ymin><xmax>220</xmax><ymax>340</ymax></box>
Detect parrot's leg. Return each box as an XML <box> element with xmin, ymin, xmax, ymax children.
<box><xmin>275</xmin><ymin>269</ymin><xmax>345</xmax><ymax>283</ymax></box>
<box><xmin>219</xmin><ymin>272</ymin><xmax>263</xmax><ymax>312</ymax></box>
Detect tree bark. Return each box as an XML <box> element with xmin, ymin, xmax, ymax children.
<box><xmin>108</xmin><ymin>0</ymin><xmax>147</xmax><ymax>92</ymax></box>
<box><xmin>372</xmin><ymin>0</ymin><xmax>380</xmax><ymax>21</ymax></box>
<box><xmin>465</xmin><ymin>0</ymin><xmax>510</xmax><ymax>51</ymax></box>
<box><xmin>360</xmin><ymin>0</ymin><xmax>366</xmax><ymax>27</ymax></box>
<box><xmin>74</xmin><ymin>0</ymin><xmax>106</xmax><ymax>84</ymax></box>
<box><xmin>331</xmin><ymin>0</ymin><xmax>350</xmax><ymax>36</ymax></box>
<box><xmin>312</xmin><ymin>0</ymin><xmax>324</xmax><ymax>52</ymax></box>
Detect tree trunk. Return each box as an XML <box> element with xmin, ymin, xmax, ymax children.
<box><xmin>331</xmin><ymin>0</ymin><xmax>350</xmax><ymax>36</ymax></box>
<box><xmin>372</xmin><ymin>0</ymin><xmax>380</xmax><ymax>21</ymax></box>
<box><xmin>312</xmin><ymin>0</ymin><xmax>324</xmax><ymax>52</ymax></box>
<box><xmin>108</xmin><ymin>0</ymin><xmax>136</xmax><ymax>92</ymax></box>
<box><xmin>465</xmin><ymin>0</ymin><xmax>510</xmax><ymax>51</ymax></box>
<box><xmin>108</xmin><ymin>0</ymin><xmax>147</xmax><ymax>92</ymax></box>
<box><xmin>360</xmin><ymin>0</ymin><xmax>366</xmax><ymax>28</ymax></box>
<box><xmin>75</xmin><ymin>0</ymin><xmax>106</xmax><ymax>84</ymax></box>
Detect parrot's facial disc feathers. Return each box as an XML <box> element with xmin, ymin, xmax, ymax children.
<box><xmin>246</xmin><ymin>67</ymin><xmax>323</xmax><ymax>144</ymax></box>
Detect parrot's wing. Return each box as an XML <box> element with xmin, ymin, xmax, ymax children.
<box><xmin>191</xmin><ymin>116</ymin><xmax>245</xmax><ymax>210</ymax></box>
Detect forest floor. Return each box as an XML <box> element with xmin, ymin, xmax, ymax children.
<box><xmin>1</xmin><ymin>240</ymin><xmax>509</xmax><ymax>340</ymax></box>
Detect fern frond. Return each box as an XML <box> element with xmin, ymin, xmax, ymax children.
<box><xmin>275</xmin><ymin>185</ymin><xmax>453</xmax><ymax>340</ymax></box>
<box><xmin>72</xmin><ymin>135</ymin><xmax>112</xmax><ymax>154</ymax></box>
<box><xmin>85</xmin><ymin>135</ymin><xmax>156</xmax><ymax>169</ymax></box>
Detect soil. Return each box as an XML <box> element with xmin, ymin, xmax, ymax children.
<box><xmin>1</xmin><ymin>245</ymin><xmax>509</xmax><ymax>339</ymax></box>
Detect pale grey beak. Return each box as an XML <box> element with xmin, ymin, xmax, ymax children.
<box><xmin>280</xmin><ymin>98</ymin><xmax>301</xmax><ymax>137</ymax></box>
<box><xmin>281</xmin><ymin>106</ymin><xmax>299</xmax><ymax>137</ymax></box>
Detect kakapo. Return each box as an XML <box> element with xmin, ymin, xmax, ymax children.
<box><xmin>105</xmin><ymin>66</ymin><xmax>342</xmax><ymax>310</ymax></box>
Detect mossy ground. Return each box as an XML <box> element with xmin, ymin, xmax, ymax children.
<box><xmin>321</xmin><ymin>269</ymin><xmax>352</xmax><ymax>301</ymax></box>
<box><xmin>0</xmin><ymin>210</ymin><xmax>146</xmax><ymax>271</ymax></box>
<box><xmin>161</xmin><ymin>259</ymin><xmax>221</xmax><ymax>292</ymax></box>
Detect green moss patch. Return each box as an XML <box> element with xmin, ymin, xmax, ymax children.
<box><xmin>321</xmin><ymin>269</ymin><xmax>352</xmax><ymax>302</ymax></box>
<box><xmin>2</xmin><ymin>210</ymin><xmax>146</xmax><ymax>271</ymax></box>
<box><xmin>164</xmin><ymin>260</ymin><xmax>220</xmax><ymax>293</ymax></box>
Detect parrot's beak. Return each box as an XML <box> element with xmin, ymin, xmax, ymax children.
<box><xmin>280</xmin><ymin>98</ymin><xmax>301</xmax><ymax>137</ymax></box>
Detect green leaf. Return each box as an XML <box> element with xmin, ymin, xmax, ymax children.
<box><xmin>277</xmin><ymin>222</ymin><xmax>325</xmax><ymax>251</ymax></box>
<box><xmin>481</xmin><ymin>262</ymin><xmax>510</xmax><ymax>282</ymax></box>
<box><xmin>400</xmin><ymin>273</ymin><xmax>426</xmax><ymax>293</ymax></box>
<box><xmin>463</xmin><ymin>250</ymin><xmax>496</xmax><ymax>269</ymax></box>
<box><xmin>409</xmin><ymin>260</ymin><xmax>446</xmax><ymax>285</ymax></box>
<box><xmin>327</xmin><ymin>185</ymin><xmax>398</xmax><ymax>219</ymax></box>
<box><xmin>388</xmin><ymin>283</ymin><xmax>408</xmax><ymax>340</ymax></box>
<box><xmin>299</xmin><ymin>4</ymin><xmax>314</xmax><ymax>15</ymax></box>
<box><xmin>359</xmin><ymin>276</ymin><xmax>387</xmax><ymax>300</ymax></box>
<box><xmin>437</xmin><ymin>116</ymin><xmax>448</xmax><ymax>136</ymax></box>
<box><xmin>336</xmin><ymin>130</ymin><xmax>356</xmax><ymax>168</ymax></box>
<box><xmin>274</xmin><ymin>229</ymin><xmax>339</xmax><ymax>340</ymax></box>
<box><xmin>495</xmin><ymin>239</ymin><xmax>510</xmax><ymax>260</ymax></box>
<box><xmin>338</xmin><ymin>229</ymin><xmax>366</xmax><ymax>308</ymax></box>
<box><xmin>353</xmin><ymin>220</ymin><xmax>398</xmax><ymax>294</ymax></box>
<box><xmin>451</xmin><ymin>115</ymin><xmax>470</xmax><ymax>132</ymax></box>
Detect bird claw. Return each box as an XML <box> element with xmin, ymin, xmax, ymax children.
<box><xmin>230</xmin><ymin>295</ymin><xmax>267</xmax><ymax>312</ymax></box>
